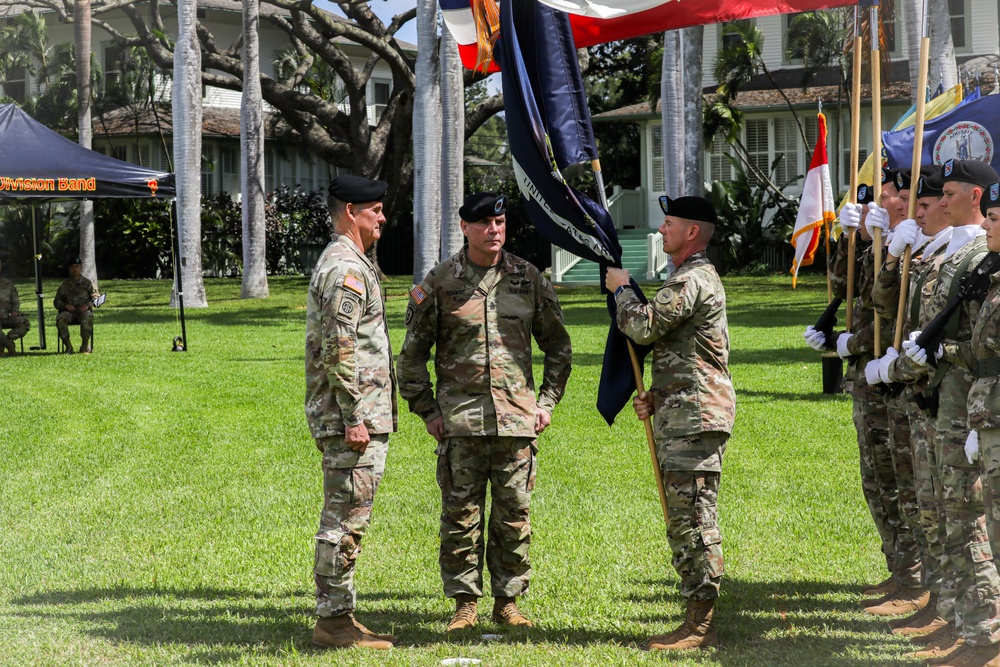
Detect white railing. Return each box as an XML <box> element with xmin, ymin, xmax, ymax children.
<box><xmin>607</xmin><ymin>185</ymin><xmax>645</xmax><ymax>227</ymax></box>
<box><xmin>646</xmin><ymin>232</ymin><xmax>672</xmax><ymax>280</ymax></box>
<box><xmin>551</xmin><ymin>246</ymin><xmax>583</xmax><ymax>283</ymax></box>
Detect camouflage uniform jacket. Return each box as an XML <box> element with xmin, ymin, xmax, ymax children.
<box><xmin>305</xmin><ymin>236</ymin><xmax>398</xmax><ymax>439</ymax></box>
<box><xmin>830</xmin><ymin>239</ymin><xmax>891</xmax><ymax>369</ymax></box>
<box><xmin>615</xmin><ymin>251</ymin><xmax>735</xmax><ymax>439</ymax></box>
<box><xmin>396</xmin><ymin>248</ymin><xmax>572</xmax><ymax>438</ymax></box>
<box><xmin>53</xmin><ymin>276</ymin><xmax>98</xmax><ymax>311</ymax></box>
<box><xmin>0</xmin><ymin>277</ymin><xmax>19</xmax><ymax>316</ymax></box>
<box><xmin>965</xmin><ymin>276</ymin><xmax>1000</xmax><ymax>431</ymax></box>
<box><xmin>872</xmin><ymin>237</ymin><xmax>945</xmax><ymax>329</ymax></box>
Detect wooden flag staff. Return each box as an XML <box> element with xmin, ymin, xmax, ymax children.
<box><xmin>870</xmin><ymin>0</ymin><xmax>885</xmax><ymax>358</ymax></box>
<box><xmin>846</xmin><ymin>3</ymin><xmax>863</xmax><ymax>330</ymax></box>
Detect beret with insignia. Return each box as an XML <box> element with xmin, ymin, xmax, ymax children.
<box><xmin>980</xmin><ymin>181</ymin><xmax>1000</xmax><ymax>216</ymax></box>
<box><xmin>942</xmin><ymin>159</ymin><xmax>999</xmax><ymax>188</ymax></box>
<box><xmin>857</xmin><ymin>184</ymin><xmax>874</xmax><ymax>205</ymax></box>
<box><xmin>658</xmin><ymin>195</ymin><xmax>719</xmax><ymax>225</ymax></box>
<box><xmin>916</xmin><ymin>169</ymin><xmax>945</xmax><ymax>199</ymax></box>
<box><xmin>460</xmin><ymin>192</ymin><xmax>508</xmax><ymax>222</ymax></box>
<box><xmin>69</xmin><ymin>257</ymin><xmax>82</xmax><ymax>267</ymax></box>
<box><xmin>896</xmin><ymin>165</ymin><xmax>937</xmax><ymax>192</ymax></box>
<box><xmin>328</xmin><ymin>174</ymin><xmax>388</xmax><ymax>203</ymax></box>
<box><xmin>881</xmin><ymin>167</ymin><xmax>896</xmax><ymax>186</ymax></box>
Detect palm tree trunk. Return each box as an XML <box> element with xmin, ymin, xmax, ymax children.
<box><xmin>412</xmin><ymin>0</ymin><xmax>442</xmax><ymax>283</ymax></box>
<box><xmin>929</xmin><ymin>0</ymin><xmax>957</xmax><ymax>90</ymax></box>
<box><xmin>682</xmin><ymin>26</ymin><xmax>704</xmax><ymax>197</ymax></box>
<box><xmin>75</xmin><ymin>0</ymin><xmax>97</xmax><ymax>291</ymax></box>
<box><xmin>172</xmin><ymin>0</ymin><xmax>208</xmax><ymax>307</ymax></box>
<box><xmin>661</xmin><ymin>29</ymin><xmax>685</xmax><ymax>197</ymax></box>
<box><xmin>240</xmin><ymin>0</ymin><xmax>269</xmax><ymax>298</ymax></box>
<box><xmin>439</xmin><ymin>25</ymin><xmax>464</xmax><ymax>262</ymax></box>
<box><xmin>904</xmin><ymin>0</ymin><xmax>922</xmax><ymax>104</ymax></box>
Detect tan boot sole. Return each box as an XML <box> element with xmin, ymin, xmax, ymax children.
<box><xmin>648</xmin><ymin>627</ymin><xmax>719</xmax><ymax>651</ymax></box>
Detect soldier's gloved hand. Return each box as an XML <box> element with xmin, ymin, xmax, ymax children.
<box><xmin>633</xmin><ymin>391</ymin><xmax>653</xmax><ymax>421</ymax></box>
<box><xmin>840</xmin><ymin>203</ymin><xmax>862</xmax><ymax>235</ymax></box>
<box><xmin>865</xmin><ymin>357</ymin><xmax>883</xmax><ymax>385</ymax></box>
<box><xmin>865</xmin><ymin>202</ymin><xmax>890</xmax><ymax>238</ymax></box>
<box><xmin>888</xmin><ymin>219</ymin><xmax>920</xmax><ymax>257</ymax></box>
<box><xmin>803</xmin><ymin>326</ymin><xmax>827</xmax><ymax>351</ymax></box>
<box><xmin>966</xmin><ymin>430</ymin><xmax>980</xmax><ymax>464</ymax></box>
<box><xmin>836</xmin><ymin>332</ymin><xmax>854</xmax><ymax>359</ymax></box>
<box><xmin>878</xmin><ymin>347</ymin><xmax>899</xmax><ymax>383</ymax></box>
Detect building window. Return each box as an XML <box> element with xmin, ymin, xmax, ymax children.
<box><xmin>773</xmin><ymin>118</ymin><xmax>801</xmax><ymax>187</ymax></box>
<box><xmin>265</xmin><ymin>149</ymin><xmax>276</xmax><ymax>194</ymax></box>
<box><xmin>202</xmin><ymin>148</ymin><xmax>215</xmax><ymax>196</ymax></box>
<box><xmin>744</xmin><ymin>118</ymin><xmax>770</xmax><ymax>187</ymax></box>
<box><xmin>651</xmin><ymin>124</ymin><xmax>665</xmax><ymax>192</ymax></box>
<box><xmin>2</xmin><ymin>64</ymin><xmax>26</xmax><ymax>103</ymax></box>
<box><xmin>373</xmin><ymin>80</ymin><xmax>390</xmax><ymax>123</ymax></box>
<box><xmin>840</xmin><ymin>113</ymin><xmax>872</xmax><ymax>188</ymax></box>
<box><xmin>104</xmin><ymin>44</ymin><xmax>125</xmax><ymax>89</ymax></box>
<box><xmin>112</xmin><ymin>145</ymin><xmax>128</xmax><ymax>162</ymax></box>
<box><xmin>949</xmin><ymin>0</ymin><xmax>970</xmax><ymax>51</ymax></box>
<box><xmin>718</xmin><ymin>19</ymin><xmax>753</xmax><ymax>52</ymax></box>
<box><xmin>705</xmin><ymin>134</ymin><xmax>734</xmax><ymax>183</ymax></box>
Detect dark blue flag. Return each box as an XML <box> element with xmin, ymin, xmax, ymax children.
<box><xmin>497</xmin><ymin>0</ymin><xmax>652</xmax><ymax>425</ymax></box>
<box><xmin>883</xmin><ymin>92</ymin><xmax>1000</xmax><ymax>171</ymax></box>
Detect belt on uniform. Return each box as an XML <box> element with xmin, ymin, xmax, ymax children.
<box><xmin>978</xmin><ymin>358</ymin><xmax>1000</xmax><ymax>377</ymax></box>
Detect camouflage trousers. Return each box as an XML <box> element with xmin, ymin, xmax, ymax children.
<box><xmin>909</xmin><ymin>406</ymin><xmax>949</xmax><ymax>616</ymax></box>
<box><xmin>314</xmin><ymin>434</ymin><xmax>388</xmax><ymax>617</ymax></box>
<box><xmin>886</xmin><ymin>398</ymin><xmax>922</xmax><ymax>588</ymax></box>
<box><xmin>55</xmin><ymin>310</ymin><xmax>93</xmax><ymax>341</ymax></box>
<box><xmin>935</xmin><ymin>425</ymin><xmax>1000</xmax><ymax>645</ymax></box>
<box><xmin>852</xmin><ymin>385</ymin><xmax>900</xmax><ymax>575</ymax></box>
<box><xmin>981</xmin><ymin>429</ymin><xmax>1000</xmax><ymax>558</ymax></box>
<box><xmin>0</xmin><ymin>314</ymin><xmax>29</xmax><ymax>341</ymax></box>
<box><xmin>436</xmin><ymin>436</ymin><xmax>536</xmax><ymax>599</ymax></box>
<box><xmin>657</xmin><ymin>432</ymin><xmax>728</xmax><ymax>602</ymax></box>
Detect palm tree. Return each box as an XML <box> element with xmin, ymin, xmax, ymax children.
<box><xmin>172</xmin><ymin>0</ymin><xmax>208</xmax><ymax>307</ymax></box>
<box><xmin>75</xmin><ymin>0</ymin><xmax>97</xmax><ymax>290</ymax></box>
<box><xmin>240</xmin><ymin>0</ymin><xmax>268</xmax><ymax>298</ymax></box>
<box><xmin>412</xmin><ymin>0</ymin><xmax>442</xmax><ymax>284</ymax></box>
<box><xmin>439</xmin><ymin>25</ymin><xmax>464</xmax><ymax>261</ymax></box>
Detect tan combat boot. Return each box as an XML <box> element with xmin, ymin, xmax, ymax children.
<box><xmin>447</xmin><ymin>595</ymin><xmax>478</xmax><ymax>632</ymax></box>
<box><xmin>864</xmin><ymin>587</ymin><xmax>929</xmax><ymax>616</ymax></box>
<box><xmin>492</xmin><ymin>597</ymin><xmax>533</xmax><ymax>627</ymax></box>
<box><xmin>863</xmin><ymin>574</ymin><xmax>896</xmax><ymax>597</ymax></box>
<box><xmin>80</xmin><ymin>336</ymin><xmax>91</xmax><ymax>355</ymax></box>
<box><xmin>311</xmin><ymin>614</ymin><xmax>394</xmax><ymax>650</ymax></box>
<box><xmin>905</xmin><ymin>627</ymin><xmax>962</xmax><ymax>661</ymax></box>
<box><xmin>889</xmin><ymin>594</ymin><xmax>936</xmax><ymax>629</ymax></box>
<box><xmin>932</xmin><ymin>642</ymin><xmax>1000</xmax><ymax>667</ymax></box>
<box><xmin>647</xmin><ymin>598</ymin><xmax>719</xmax><ymax>651</ymax></box>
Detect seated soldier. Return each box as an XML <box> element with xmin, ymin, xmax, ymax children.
<box><xmin>0</xmin><ymin>258</ymin><xmax>30</xmax><ymax>357</ymax></box>
<box><xmin>54</xmin><ymin>258</ymin><xmax>99</xmax><ymax>355</ymax></box>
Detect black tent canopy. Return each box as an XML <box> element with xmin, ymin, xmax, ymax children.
<box><xmin>0</xmin><ymin>103</ymin><xmax>183</xmax><ymax>350</ymax></box>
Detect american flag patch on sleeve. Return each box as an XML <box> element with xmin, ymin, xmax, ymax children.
<box><xmin>410</xmin><ymin>284</ymin><xmax>428</xmax><ymax>305</ymax></box>
<box><xmin>343</xmin><ymin>274</ymin><xmax>365</xmax><ymax>296</ymax></box>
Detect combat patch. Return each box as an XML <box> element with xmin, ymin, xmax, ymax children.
<box><xmin>343</xmin><ymin>273</ymin><xmax>365</xmax><ymax>296</ymax></box>
<box><xmin>405</xmin><ymin>303</ymin><xmax>415</xmax><ymax>325</ymax></box>
<box><xmin>336</xmin><ymin>291</ymin><xmax>362</xmax><ymax>324</ymax></box>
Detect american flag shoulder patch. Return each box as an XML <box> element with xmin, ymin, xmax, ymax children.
<box><xmin>343</xmin><ymin>273</ymin><xmax>365</xmax><ymax>296</ymax></box>
<box><xmin>410</xmin><ymin>284</ymin><xmax>428</xmax><ymax>305</ymax></box>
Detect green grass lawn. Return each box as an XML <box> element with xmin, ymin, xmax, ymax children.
<box><xmin>1</xmin><ymin>273</ymin><xmax>914</xmax><ymax>666</ymax></box>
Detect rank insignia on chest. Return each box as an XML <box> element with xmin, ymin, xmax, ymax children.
<box><xmin>343</xmin><ymin>274</ymin><xmax>365</xmax><ymax>296</ymax></box>
<box><xmin>410</xmin><ymin>284</ymin><xmax>428</xmax><ymax>305</ymax></box>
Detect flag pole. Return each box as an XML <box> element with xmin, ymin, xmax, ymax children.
<box><xmin>846</xmin><ymin>4</ymin><xmax>863</xmax><ymax>330</ymax></box>
<box><xmin>820</xmin><ymin>99</ymin><xmax>833</xmax><ymax>304</ymax></box>
<box><xmin>592</xmin><ymin>157</ymin><xmax>670</xmax><ymax>527</ymax></box>
<box><xmin>870</xmin><ymin>0</ymin><xmax>884</xmax><ymax>358</ymax></box>
<box><xmin>894</xmin><ymin>0</ymin><xmax>930</xmax><ymax>350</ymax></box>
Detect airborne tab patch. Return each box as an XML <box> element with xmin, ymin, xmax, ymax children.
<box><xmin>343</xmin><ymin>273</ymin><xmax>365</xmax><ymax>296</ymax></box>
<box><xmin>410</xmin><ymin>284</ymin><xmax>428</xmax><ymax>305</ymax></box>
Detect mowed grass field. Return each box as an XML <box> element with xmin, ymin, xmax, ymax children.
<box><xmin>1</xmin><ymin>273</ymin><xmax>914</xmax><ymax>666</ymax></box>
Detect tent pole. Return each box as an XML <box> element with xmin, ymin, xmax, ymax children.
<box><xmin>172</xmin><ymin>201</ymin><xmax>188</xmax><ymax>351</ymax></box>
<box><xmin>31</xmin><ymin>206</ymin><xmax>47</xmax><ymax>350</ymax></box>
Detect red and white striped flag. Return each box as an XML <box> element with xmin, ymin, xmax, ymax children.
<box><xmin>790</xmin><ymin>113</ymin><xmax>835</xmax><ymax>288</ymax></box>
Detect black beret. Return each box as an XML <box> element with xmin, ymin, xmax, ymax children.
<box><xmin>328</xmin><ymin>175</ymin><xmax>388</xmax><ymax>203</ymax></box>
<box><xmin>459</xmin><ymin>192</ymin><xmax>508</xmax><ymax>222</ymax></box>
<box><xmin>980</xmin><ymin>182</ymin><xmax>1000</xmax><ymax>216</ymax></box>
<box><xmin>69</xmin><ymin>257</ymin><xmax>82</xmax><ymax>266</ymax></box>
<box><xmin>942</xmin><ymin>159</ymin><xmax>999</xmax><ymax>188</ymax></box>
<box><xmin>881</xmin><ymin>167</ymin><xmax>896</xmax><ymax>186</ymax></box>
<box><xmin>895</xmin><ymin>165</ymin><xmax>938</xmax><ymax>191</ymax></box>
<box><xmin>856</xmin><ymin>184</ymin><xmax>874</xmax><ymax>205</ymax></box>
<box><xmin>916</xmin><ymin>169</ymin><xmax>945</xmax><ymax>198</ymax></box>
<box><xmin>658</xmin><ymin>195</ymin><xmax>719</xmax><ymax>225</ymax></box>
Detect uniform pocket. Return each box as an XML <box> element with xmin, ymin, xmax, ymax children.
<box><xmin>526</xmin><ymin>441</ymin><xmax>538</xmax><ymax>492</ymax></box>
<box><xmin>435</xmin><ymin>440</ymin><xmax>452</xmax><ymax>496</ymax></box>
<box><xmin>700</xmin><ymin>526</ymin><xmax>724</xmax><ymax>577</ymax></box>
<box><xmin>314</xmin><ymin>530</ymin><xmax>345</xmax><ymax>577</ymax></box>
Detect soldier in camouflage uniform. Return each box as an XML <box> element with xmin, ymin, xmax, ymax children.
<box><xmin>0</xmin><ymin>259</ymin><xmax>29</xmax><ymax>356</ymax></box>
<box><xmin>305</xmin><ymin>175</ymin><xmax>398</xmax><ymax>651</ymax></box>
<box><xmin>808</xmin><ymin>179</ymin><xmax>901</xmax><ymax>599</ymax></box>
<box><xmin>53</xmin><ymin>258</ymin><xmax>99</xmax><ymax>354</ymax></box>
<box><xmin>870</xmin><ymin>169</ymin><xmax>954</xmax><ymax>637</ymax></box>
<box><xmin>606</xmin><ymin>195</ymin><xmax>736</xmax><ymax>652</ymax></box>
<box><xmin>396</xmin><ymin>192</ymin><xmax>571</xmax><ymax>633</ymax></box>
<box><xmin>892</xmin><ymin>160</ymin><xmax>1000</xmax><ymax>666</ymax></box>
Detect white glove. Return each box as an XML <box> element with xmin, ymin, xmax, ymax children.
<box><xmin>803</xmin><ymin>326</ymin><xmax>827</xmax><ymax>351</ymax></box>
<box><xmin>966</xmin><ymin>430</ymin><xmax>980</xmax><ymax>464</ymax></box>
<box><xmin>905</xmin><ymin>335</ymin><xmax>943</xmax><ymax>367</ymax></box>
<box><xmin>865</xmin><ymin>357</ymin><xmax>883</xmax><ymax>385</ymax></box>
<box><xmin>888</xmin><ymin>219</ymin><xmax>920</xmax><ymax>257</ymax></box>
<box><xmin>840</xmin><ymin>203</ymin><xmax>862</xmax><ymax>234</ymax></box>
<box><xmin>878</xmin><ymin>347</ymin><xmax>899</xmax><ymax>383</ymax></box>
<box><xmin>865</xmin><ymin>202</ymin><xmax>890</xmax><ymax>237</ymax></box>
<box><xmin>836</xmin><ymin>332</ymin><xmax>854</xmax><ymax>359</ymax></box>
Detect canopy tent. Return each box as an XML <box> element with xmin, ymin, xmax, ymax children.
<box><xmin>0</xmin><ymin>103</ymin><xmax>182</xmax><ymax>351</ymax></box>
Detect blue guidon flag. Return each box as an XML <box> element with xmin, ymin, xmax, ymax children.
<box><xmin>497</xmin><ymin>0</ymin><xmax>651</xmax><ymax>425</ymax></box>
